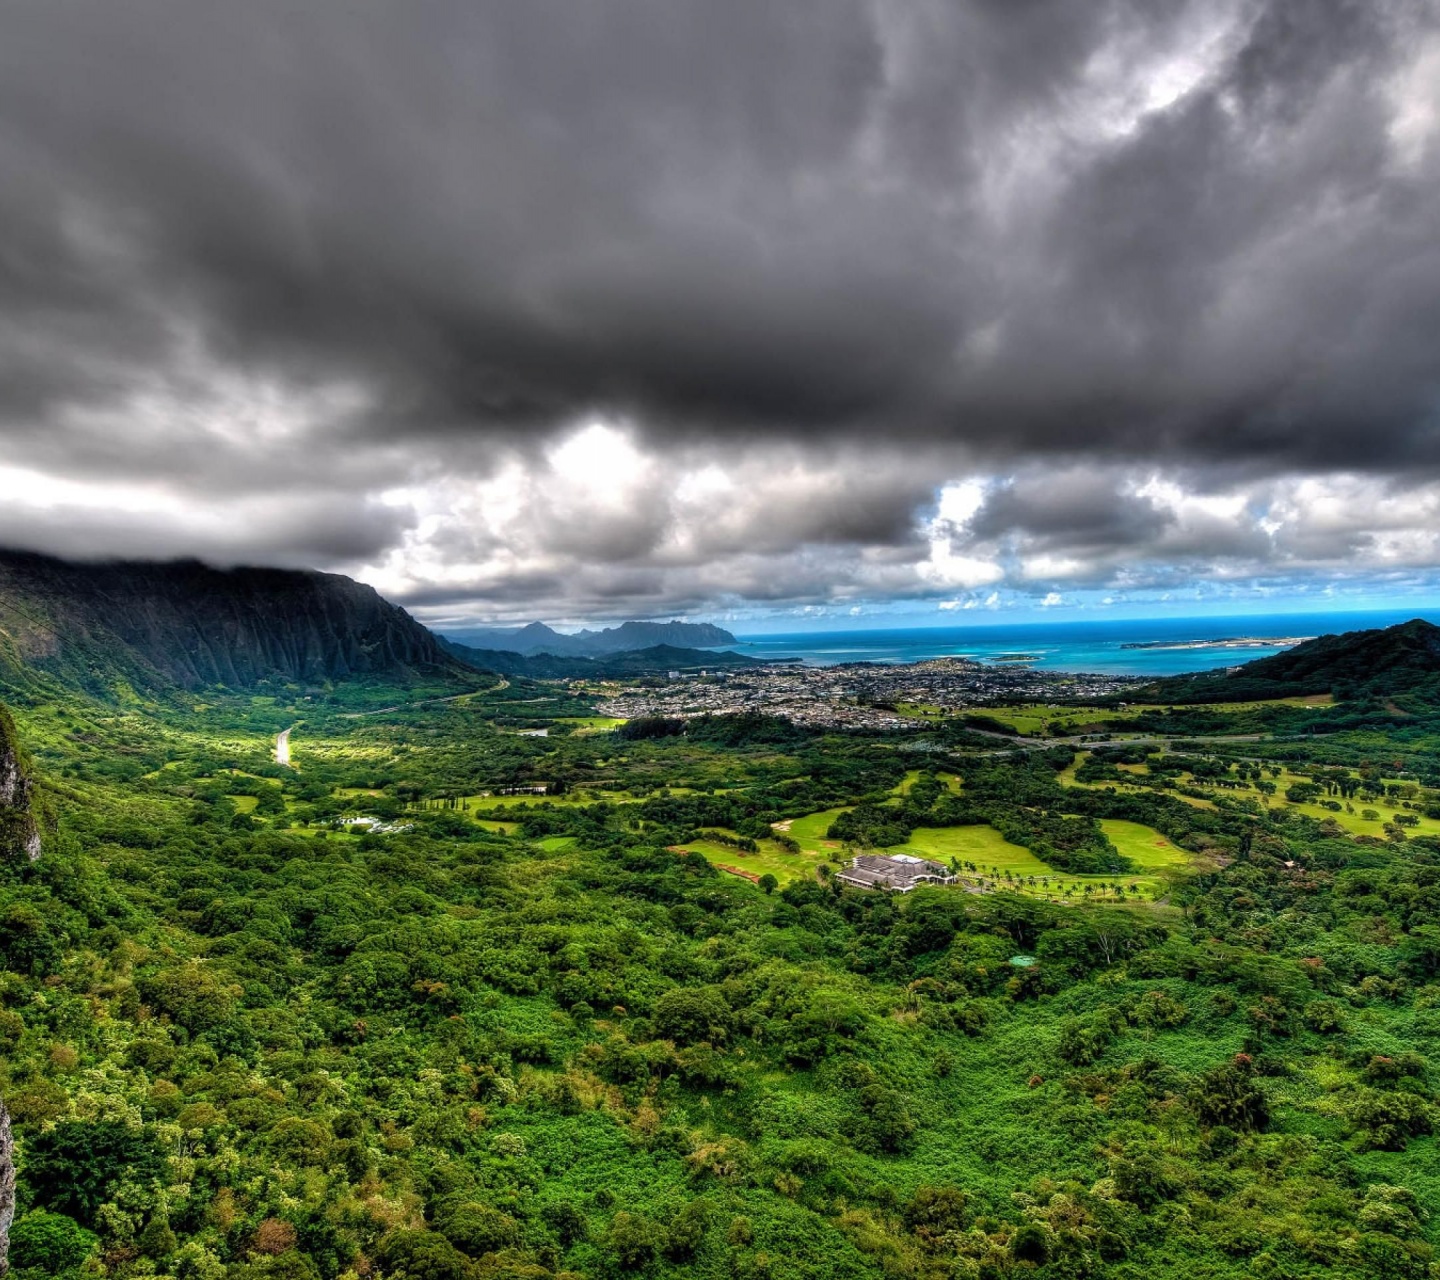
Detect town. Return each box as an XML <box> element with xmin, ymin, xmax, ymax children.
<box><xmin>591</xmin><ymin>656</ymin><xmax>1143</xmax><ymax>730</ymax></box>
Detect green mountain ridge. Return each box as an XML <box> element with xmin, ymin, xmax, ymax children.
<box><xmin>1139</xmin><ymin>617</ymin><xmax>1440</xmax><ymax>703</ymax></box>
<box><xmin>0</xmin><ymin>549</ymin><xmax>466</xmax><ymax>696</ymax></box>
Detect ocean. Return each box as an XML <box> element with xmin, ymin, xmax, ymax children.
<box><xmin>729</xmin><ymin>609</ymin><xmax>1440</xmax><ymax>676</ymax></box>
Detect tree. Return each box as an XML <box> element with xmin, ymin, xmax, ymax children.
<box><xmin>23</xmin><ymin>1121</ymin><xmax>163</xmax><ymax>1227</ymax></box>
<box><xmin>375</xmin><ymin>1229</ymin><xmax>476</xmax><ymax>1280</ymax></box>
<box><xmin>665</xmin><ymin>1199</ymin><xmax>712</xmax><ymax>1261</ymax></box>
<box><xmin>8</xmin><ymin>1210</ymin><xmax>97</xmax><ymax>1275</ymax></box>
<box><xmin>541</xmin><ymin>1202</ymin><xmax>587</xmax><ymax>1248</ymax></box>
<box><xmin>1195</xmin><ymin>1057</ymin><xmax>1269</xmax><ymax>1132</ymax></box>
<box><xmin>439</xmin><ymin>1204</ymin><xmax>519</xmax><ymax>1258</ymax></box>
<box><xmin>606</xmin><ymin>1212</ymin><xmax>665</xmax><ymax>1270</ymax></box>
<box><xmin>652</xmin><ymin>986</ymin><xmax>732</xmax><ymax>1045</ymax></box>
<box><xmin>758</xmin><ymin>873</ymin><xmax>778</xmax><ymax>895</ymax></box>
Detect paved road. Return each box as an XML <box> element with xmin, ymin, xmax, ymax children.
<box><xmin>275</xmin><ymin>726</ymin><xmax>293</xmax><ymax>765</ymax></box>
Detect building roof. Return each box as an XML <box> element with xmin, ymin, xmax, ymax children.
<box><xmin>838</xmin><ymin>852</ymin><xmax>954</xmax><ymax>891</ymax></box>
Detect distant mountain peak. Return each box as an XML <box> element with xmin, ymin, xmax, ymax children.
<box><xmin>442</xmin><ymin>617</ymin><xmax>737</xmax><ymax>657</ymax></box>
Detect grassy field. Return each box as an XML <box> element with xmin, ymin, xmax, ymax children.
<box><xmin>777</xmin><ymin>806</ymin><xmax>852</xmax><ymax>854</ymax></box>
<box><xmin>1098</xmin><ymin>818</ymin><xmax>1193</xmax><ymax>868</ymax></box>
<box><xmin>1198</xmin><ymin>766</ymin><xmax>1440</xmax><ymax>839</ymax></box>
<box><xmin>977</xmin><ymin>694</ymin><xmax>1334</xmax><ymax>737</ymax></box>
<box><xmin>892</xmin><ymin>768</ymin><xmax>962</xmax><ymax>795</ymax></box>
<box><xmin>892</xmin><ymin>824</ymin><xmax>1047</xmax><ymax>874</ymax></box>
<box><xmin>672</xmin><ymin>835</ymin><xmax>834</xmax><ymax>885</ymax></box>
<box><xmin>475</xmin><ymin>818</ymin><xmax>520</xmax><ymax>834</ymax></box>
<box><xmin>556</xmin><ymin>715</ymin><xmax>627</xmax><ymax>733</ymax></box>
<box><xmin>464</xmin><ymin>790</ymin><xmax>636</xmax><ymax>813</ymax></box>
<box><xmin>974</xmin><ymin>704</ymin><xmax>1136</xmax><ymax>735</ymax></box>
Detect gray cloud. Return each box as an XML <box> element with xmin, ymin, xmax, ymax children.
<box><xmin>0</xmin><ymin>0</ymin><xmax>1437</xmax><ymax>619</ymax></box>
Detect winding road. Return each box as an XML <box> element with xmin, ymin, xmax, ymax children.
<box><xmin>275</xmin><ymin>726</ymin><xmax>293</xmax><ymax>766</ymax></box>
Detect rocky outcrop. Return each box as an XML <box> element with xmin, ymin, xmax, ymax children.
<box><xmin>0</xmin><ymin>1096</ymin><xmax>14</xmax><ymax>1273</ymax></box>
<box><xmin>0</xmin><ymin>549</ymin><xmax>466</xmax><ymax>692</ymax></box>
<box><xmin>0</xmin><ymin>706</ymin><xmax>39</xmax><ymax>862</ymax></box>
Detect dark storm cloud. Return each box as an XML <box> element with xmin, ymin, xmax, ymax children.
<box><xmin>1</xmin><ymin>0</ymin><xmax>1439</xmax><ymax>617</ymax></box>
<box><xmin>969</xmin><ymin>471</ymin><xmax>1173</xmax><ymax>553</ymax></box>
<box><xmin>2</xmin><ymin>0</ymin><xmax>1436</xmax><ymax>470</ymax></box>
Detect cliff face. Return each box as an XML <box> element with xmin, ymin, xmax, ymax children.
<box><xmin>0</xmin><ymin>549</ymin><xmax>463</xmax><ymax>692</ymax></box>
<box><xmin>0</xmin><ymin>705</ymin><xmax>39</xmax><ymax>862</ymax></box>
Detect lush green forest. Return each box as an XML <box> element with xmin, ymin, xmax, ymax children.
<box><xmin>6</xmin><ymin>646</ymin><xmax>1440</xmax><ymax>1280</ymax></box>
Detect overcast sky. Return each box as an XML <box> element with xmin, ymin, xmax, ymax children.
<box><xmin>3</xmin><ymin>0</ymin><xmax>1440</xmax><ymax>628</ymax></box>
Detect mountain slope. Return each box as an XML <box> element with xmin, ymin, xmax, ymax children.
<box><xmin>0</xmin><ymin>549</ymin><xmax>465</xmax><ymax>694</ymax></box>
<box><xmin>1140</xmin><ymin>618</ymin><xmax>1440</xmax><ymax>703</ymax></box>
<box><xmin>443</xmin><ymin>618</ymin><xmax>738</xmax><ymax>656</ymax></box>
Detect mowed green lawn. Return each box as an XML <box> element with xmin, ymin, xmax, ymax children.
<box><xmin>907</xmin><ymin>820</ymin><xmax>1179</xmax><ymax>901</ymax></box>
<box><xmin>673</xmin><ymin>835</ymin><xmax>834</xmax><ymax>885</ymax></box>
<box><xmin>778</xmin><ymin>806</ymin><xmax>852</xmax><ymax>853</ymax></box>
<box><xmin>1226</xmin><ymin>769</ymin><xmax>1440</xmax><ymax>839</ymax></box>
<box><xmin>893</xmin><ymin>769</ymin><xmax>962</xmax><ymax>795</ymax></box>
<box><xmin>1097</xmin><ymin>818</ymin><xmax>1192</xmax><ymax>869</ymax></box>
<box><xmin>893</xmin><ymin>824</ymin><xmax>1049</xmax><ymax>875</ymax></box>
<box><xmin>554</xmin><ymin>716</ymin><xmax>627</xmax><ymax>733</ymax></box>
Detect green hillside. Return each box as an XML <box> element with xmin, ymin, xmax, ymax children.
<box><xmin>2</xmin><ymin>604</ymin><xmax>1440</xmax><ymax>1280</ymax></box>
<box><xmin>1141</xmin><ymin>618</ymin><xmax>1440</xmax><ymax>704</ymax></box>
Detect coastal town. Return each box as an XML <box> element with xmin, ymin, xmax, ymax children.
<box><xmin>592</xmin><ymin>656</ymin><xmax>1144</xmax><ymax>730</ymax></box>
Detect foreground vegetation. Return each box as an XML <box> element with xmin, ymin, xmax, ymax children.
<box><xmin>5</xmin><ymin>662</ymin><xmax>1440</xmax><ymax>1280</ymax></box>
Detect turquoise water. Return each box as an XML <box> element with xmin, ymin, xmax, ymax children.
<box><xmin>730</xmin><ymin>610</ymin><xmax>1439</xmax><ymax>675</ymax></box>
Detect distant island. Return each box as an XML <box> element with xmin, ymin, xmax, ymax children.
<box><xmin>1120</xmin><ymin>635</ymin><xmax>1312</xmax><ymax>651</ymax></box>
